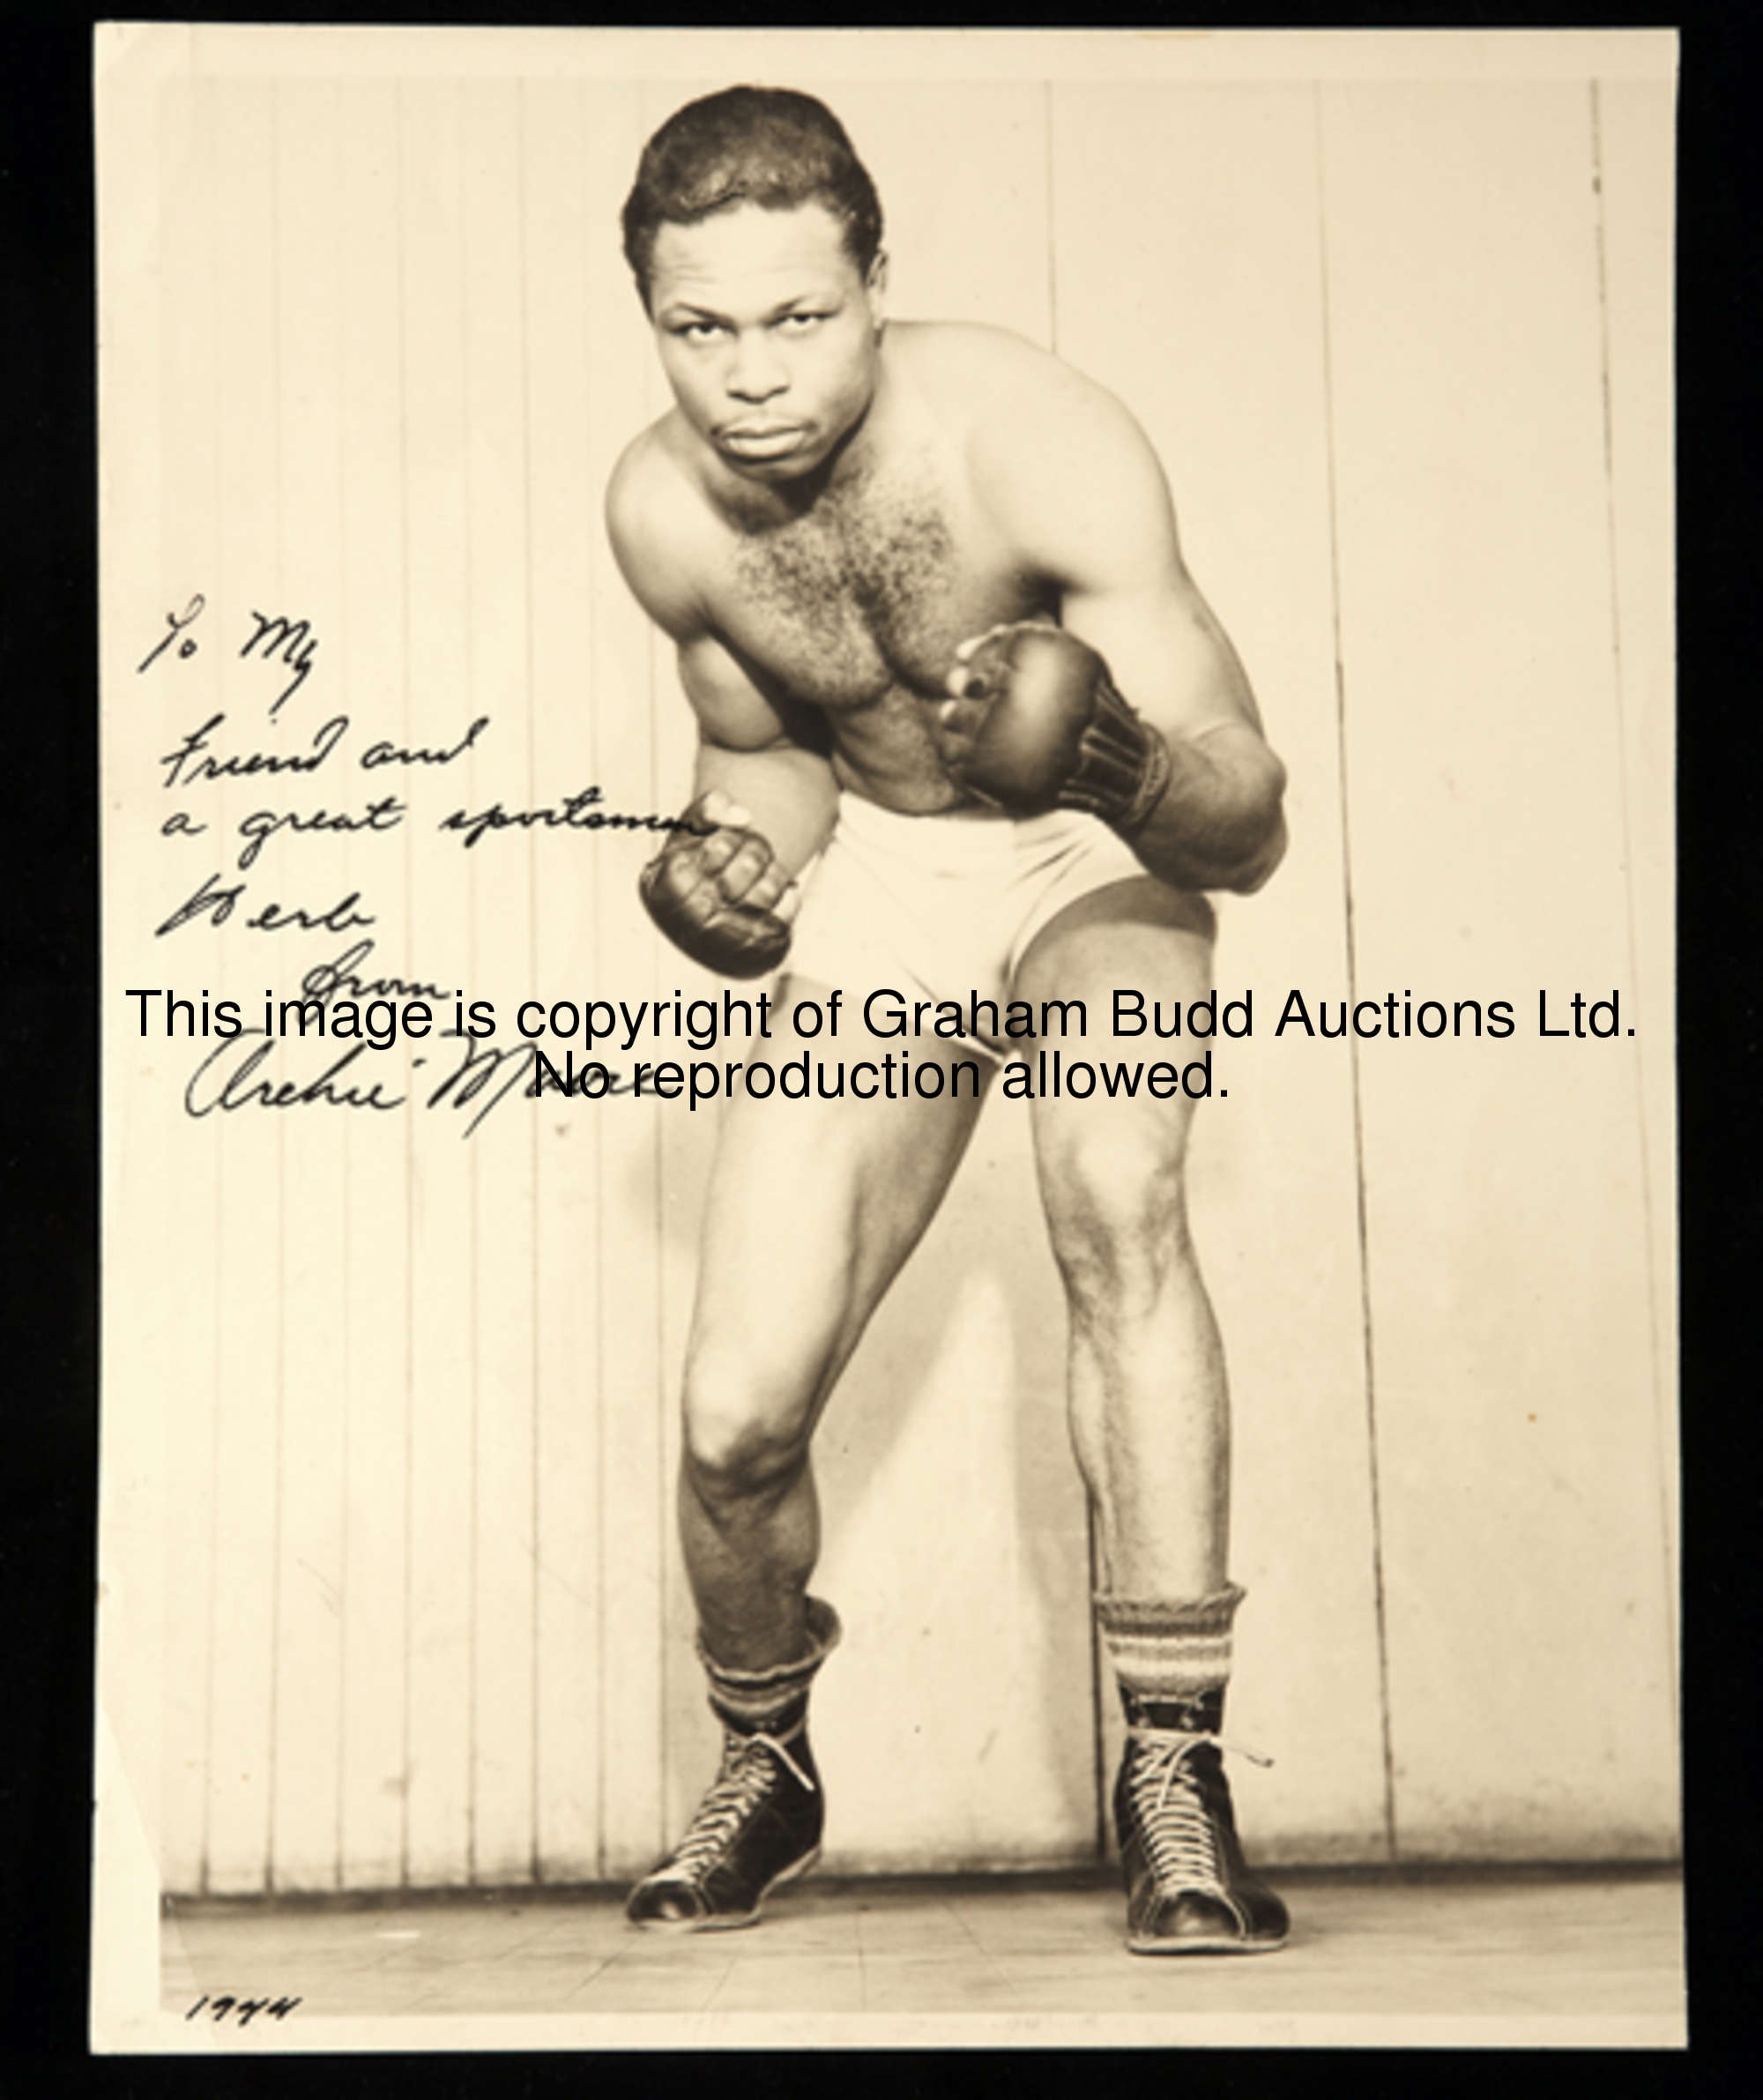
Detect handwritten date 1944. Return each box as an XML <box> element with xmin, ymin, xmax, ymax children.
<box><xmin>185</xmin><ymin>1993</ymin><xmax>301</xmax><ymax>2026</ymax></box>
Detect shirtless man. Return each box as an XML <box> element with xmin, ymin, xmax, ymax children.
<box><xmin>607</xmin><ymin>86</ymin><xmax>1290</xmax><ymax>1955</ymax></box>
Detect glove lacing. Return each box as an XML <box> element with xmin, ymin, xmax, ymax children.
<box><xmin>657</xmin><ymin>1727</ymin><xmax>816</xmax><ymax>1884</ymax></box>
<box><xmin>1126</xmin><ymin>1725</ymin><xmax>1272</xmax><ymax>1895</ymax></box>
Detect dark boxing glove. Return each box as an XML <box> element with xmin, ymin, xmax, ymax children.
<box><xmin>943</xmin><ymin>623</ymin><xmax>1172</xmax><ymax>834</ymax></box>
<box><xmin>639</xmin><ymin>794</ymin><xmax>792</xmax><ymax>979</ymax></box>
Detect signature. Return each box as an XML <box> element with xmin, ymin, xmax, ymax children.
<box><xmin>172</xmin><ymin>941</ymin><xmax>619</xmax><ymax>1134</ymax></box>
<box><xmin>180</xmin><ymin>941</ymin><xmax>447</xmax><ymax>1118</ymax></box>
<box><xmin>184</xmin><ymin>1031</ymin><xmax>405</xmax><ymax>1116</ymax></box>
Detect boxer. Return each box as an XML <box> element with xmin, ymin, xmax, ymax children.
<box><xmin>608</xmin><ymin>86</ymin><xmax>1290</xmax><ymax>1954</ymax></box>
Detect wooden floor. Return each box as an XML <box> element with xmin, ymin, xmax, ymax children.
<box><xmin>160</xmin><ymin>1865</ymin><xmax>1685</xmax><ymax>2048</ymax></box>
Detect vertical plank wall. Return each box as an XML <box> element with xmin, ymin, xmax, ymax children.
<box><xmin>202</xmin><ymin>76</ymin><xmax>287</xmax><ymax>1896</ymax></box>
<box><xmin>333</xmin><ymin>76</ymin><xmax>413</xmax><ymax>1892</ymax></box>
<box><xmin>1319</xmin><ymin>80</ymin><xmax>1677</xmax><ymax>1856</ymax></box>
<box><xmin>105</xmin><ymin>54</ymin><xmax>1677</xmax><ymax>1891</ymax></box>
<box><xmin>1595</xmin><ymin>81</ymin><xmax>1677</xmax><ymax>1627</ymax></box>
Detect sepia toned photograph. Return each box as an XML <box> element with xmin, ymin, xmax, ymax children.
<box><xmin>93</xmin><ymin>26</ymin><xmax>1679</xmax><ymax>2051</ymax></box>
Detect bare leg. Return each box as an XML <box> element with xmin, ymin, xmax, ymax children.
<box><xmin>1014</xmin><ymin>878</ymin><xmax>1226</xmax><ymax>1598</ymax></box>
<box><xmin>1015</xmin><ymin>878</ymin><xmax>1286</xmax><ymax>1955</ymax></box>
<box><xmin>680</xmin><ymin>978</ymin><xmax>991</xmax><ymax>1668</ymax></box>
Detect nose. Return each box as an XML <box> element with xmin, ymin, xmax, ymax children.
<box><xmin>725</xmin><ymin>329</ymin><xmax>788</xmax><ymax>404</ymax></box>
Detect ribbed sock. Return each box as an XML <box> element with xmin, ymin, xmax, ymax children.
<box><xmin>1096</xmin><ymin>1584</ymin><xmax>1246</xmax><ymax>1732</ymax></box>
<box><xmin>698</xmin><ymin>1595</ymin><xmax>842</xmax><ymax>1733</ymax></box>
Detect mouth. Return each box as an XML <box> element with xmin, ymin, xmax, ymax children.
<box><xmin>719</xmin><ymin>423</ymin><xmax>807</xmax><ymax>461</ymax></box>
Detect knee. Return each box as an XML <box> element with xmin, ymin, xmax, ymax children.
<box><xmin>1040</xmin><ymin>1128</ymin><xmax>1190</xmax><ymax>1318</ymax></box>
<box><xmin>681</xmin><ymin>1350</ymin><xmax>814</xmax><ymax>1507</ymax></box>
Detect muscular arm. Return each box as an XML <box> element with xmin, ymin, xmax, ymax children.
<box><xmin>972</xmin><ymin>362</ymin><xmax>1288</xmax><ymax>895</ymax></box>
<box><xmin>606</xmin><ymin>437</ymin><xmax>839</xmax><ymax>875</ymax></box>
<box><xmin>676</xmin><ymin>634</ymin><xmax>840</xmax><ymax>878</ymax></box>
<box><xmin>605</xmin><ymin>435</ymin><xmax>840</xmax><ymax>976</ymax></box>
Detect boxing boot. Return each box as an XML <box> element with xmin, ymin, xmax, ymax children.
<box><xmin>624</xmin><ymin>1709</ymin><xmax>823</xmax><ymax>1931</ymax></box>
<box><xmin>1113</xmin><ymin>1686</ymin><xmax>1289</xmax><ymax>1955</ymax></box>
<box><xmin>626</xmin><ymin>1598</ymin><xmax>838</xmax><ymax>1932</ymax></box>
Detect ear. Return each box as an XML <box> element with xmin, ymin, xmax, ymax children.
<box><xmin>864</xmin><ymin>249</ymin><xmax>889</xmax><ymax>327</ymax></box>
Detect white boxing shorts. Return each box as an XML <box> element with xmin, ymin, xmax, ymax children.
<box><xmin>788</xmin><ymin>793</ymin><xmax>1149</xmax><ymax>1061</ymax></box>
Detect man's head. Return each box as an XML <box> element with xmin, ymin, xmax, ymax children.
<box><xmin>621</xmin><ymin>86</ymin><xmax>883</xmax><ymax>309</ymax></box>
<box><xmin>626</xmin><ymin>88</ymin><xmax>889</xmax><ymax>486</ymax></box>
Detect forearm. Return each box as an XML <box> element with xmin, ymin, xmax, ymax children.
<box><xmin>1125</xmin><ymin>723</ymin><xmax>1288</xmax><ymax>895</ymax></box>
<box><xmin>691</xmin><ymin>739</ymin><xmax>839</xmax><ymax>876</ymax></box>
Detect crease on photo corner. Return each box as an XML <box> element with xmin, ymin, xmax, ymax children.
<box><xmin>90</xmin><ymin>1693</ymin><xmax>167</xmax><ymax>2052</ymax></box>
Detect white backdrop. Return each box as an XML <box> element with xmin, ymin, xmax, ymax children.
<box><xmin>96</xmin><ymin>29</ymin><xmax>1677</xmax><ymax>1896</ymax></box>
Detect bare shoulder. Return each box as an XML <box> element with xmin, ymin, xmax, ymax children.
<box><xmin>898</xmin><ymin>322</ymin><xmax>1157</xmax><ymax>473</ymax></box>
<box><xmin>604</xmin><ymin>416</ymin><xmax>716</xmax><ymax>638</ymax></box>
<box><xmin>900</xmin><ymin>323</ymin><xmax>1178</xmax><ymax>583</ymax></box>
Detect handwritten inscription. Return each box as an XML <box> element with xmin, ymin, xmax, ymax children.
<box><xmin>160</xmin><ymin>711</ymin><xmax>349</xmax><ymax>789</ymax></box>
<box><xmin>361</xmin><ymin>716</ymin><xmax>490</xmax><ymax>770</ymax></box>
<box><xmin>239</xmin><ymin>610</ymin><xmax>317</xmax><ymax>714</ymax></box>
<box><xmin>298</xmin><ymin>940</ymin><xmax>449</xmax><ymax>1009</ymax></box>
<box><xmin>137</xmin><ymin>593</ymin><xmax>206</xmax><ymax>673</ymax></box>
<box><xmin>172</xmin><ymin>941</ymin><xmax>450</xmax><ymax>1118</ymax></box>
<box><xmin>185</xmin><ymin>1034</ymin><xmax>405</xmax><ymax>1117</ymax></box>
<box><xmin>247</xmin><ymin>894</ymin><xmax>377</xmax><ymax>935</ymax></box>
<box><xmin>138</xmin><ymin>594</ymin><xmax>320</xmax><ymax>717</ymax></box>
<box><xmin>152</xmin><ymin>872</ymin><xmax>376</xmax><ymax>938</ymax></box>
<box><xmin>440</xmin><ymin>785</ymin><xmax>691</xmax><ymax>848</ymax></box>
<box><xmin>134</xmin><ymin>594</ymin><xmax>671</xmax><ymax>1138</ymax></box>
<box><xmin>235</xmin><ymin>797</ymin><xmax>406</xmax><ymax>873</ymax></box>
<box><xmin>155</xmin><ymin>872</ymin><xmax>246</xmax><ymax>935</ymax></box>
<box><xmin>185</xmin><ymin>1993</ymin><xmax>301</xmax><ymax>2026</ymax></box>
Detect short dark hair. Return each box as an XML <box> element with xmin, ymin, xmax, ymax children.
<box><xmin>621</xmin><ymin>86</ymin><xmax>884</xmax><ymax>308</ymax></box>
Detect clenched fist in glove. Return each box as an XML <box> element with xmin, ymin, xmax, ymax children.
<box><xmin>639</xmin><ymin>786</ymin><xmax>800</xmax><ymax>979</ymax></box>
<box><xmin>935</xmin><ymin>621</ymin><xmax>1172</xmax><ymax>834</ymax></box>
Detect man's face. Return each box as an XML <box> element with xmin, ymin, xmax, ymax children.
<box><xmin>648</xmin><ymin>202</ymin><xmax>884</xmax><ymax>484</ymax></box>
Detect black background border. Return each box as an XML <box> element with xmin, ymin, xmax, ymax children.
<box><xmin>0</xmin><ymin>7</ymin><xmax>1751</xmax><ymax>2092</ymax></box>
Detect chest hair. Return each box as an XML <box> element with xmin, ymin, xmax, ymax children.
<box><xmin>728</xmin><ymin>469</ymin><xmax>957</xmax><ymax>703</ymax></box>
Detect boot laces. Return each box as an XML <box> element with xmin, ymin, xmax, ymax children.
<box><xmin>664</xmin><ymin>1728</ymin><xmax>815</xmax><ymax>1882</ymax></box>
<box><xmin>1127</xmin><ymin>1725</ymin><xmax>1271</xmax><ymax>1894</ymax></box>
